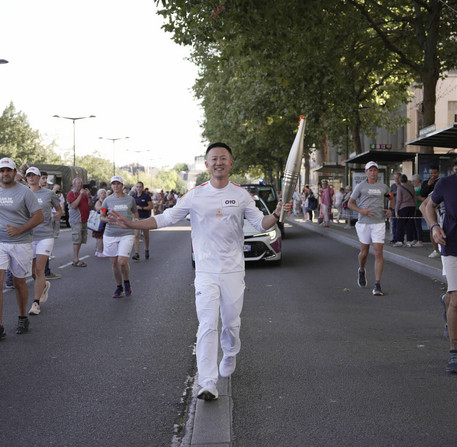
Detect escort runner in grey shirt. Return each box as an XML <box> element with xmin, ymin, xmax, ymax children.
<box><xmin>101</xmin><ymin>194</ymin><xmax>137</xmax><ymax>237</ymax></box>
<box><xmin>32</xmin><ymin>188</ymin><xmax>61</xmax><ymax>241</ymax></box>
<box><xmin>351</xmin><ymin>180</ymin><xmax>390</xmax><ymax>224</ymax></box>
<box><xmin>0</xmin><ymin>183</ymin><xmax>41</xmax><ymax>243</ymax></box>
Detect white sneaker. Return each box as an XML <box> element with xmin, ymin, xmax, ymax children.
<box><xmin>413</xmin><ymin>241</ymin><xmax>423</xmax><ymax>247</ymax></box>
<box><xmin>429</xmin><ymin>250</ymin><xmax>440</xmax><ymax>258</ymax></box>
<box><xmin>40</xmin><ymin>281</ymin><xmax>51</xmax><ymax>303</ymax></box>
<box><xmin>29</xmin><ymin>302</ymin><xmax>40</xmax><ymax>315</ymax></box>
<box><xmin>197</xmin><ymin>381</ymin><xmax>218</xmax><ymax>401</ymax></box>
<box><xmin>393</xmin><ymin>242</ymin><xmax>403</xmax><ymax>247</ymax></box>
<box><xmin>219</xmin><ymin>355</ymin><xmax>237</xmax><ymax>378</ymax></box>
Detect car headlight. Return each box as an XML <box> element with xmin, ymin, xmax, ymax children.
<box><xmin>252</xmin><ymin>229</ymin><xmax>278</xmax><ymax>241</ymax></box>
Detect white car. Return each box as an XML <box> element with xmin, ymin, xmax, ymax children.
<box><xmin>242</xmin><ymin>196</ymin><xmax>282</xmax><ymax>264</ymax></box>
<box><xmin>190</xmin><ymin>196</ymin><xmax>282</xmax><ymax>267</ymax></box>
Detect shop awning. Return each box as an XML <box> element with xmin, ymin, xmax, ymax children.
<box><xmin>406</xmin><ymin>124</ymin><xmax>457</xmax><ymax>149</ymax></box>
<box><xmin>344</xmin><ymin>150</ymin><xmax>418</xmax><ymax>165</ymax></box>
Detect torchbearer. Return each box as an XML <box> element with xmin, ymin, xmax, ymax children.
<box><xmin>280</xmin><ymin>116</ymin><xmax>307</xmax><ymax>222</ymax></box>
<box><xmin>107</xmin><ymin>143</ymin><xmax>291</xmax><ymax>401</ymax></box>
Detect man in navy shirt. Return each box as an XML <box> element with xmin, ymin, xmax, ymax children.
<box><xmin>131</xmin><ymin>182</ymin><xmax>153</xmax><ymax>260</ymax></box>
<box><xmin>426</xmin><ymin>161</ymin><xmax>457</xmax><ymax>373</ymax></box>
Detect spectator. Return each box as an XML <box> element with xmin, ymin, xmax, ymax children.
<box><xmin>411</xmin><ymin>174</ymin><xmax>425</xmax><ymax>247</ymax></box>
<box><xmin>93</xmin><ymin>188</ymin><xmax>107</xmax><ymax>257</ymax></box>
<box><xmin>392</xmin><ymin>174</ymin><xmax>417</xmax><ymax>247</ymax></box>
<box><xmin>342</xmin><ymin>185</ymin><xmax>354</xmax><ymax>229</ymax></box>
<box><xmin>389</xmin><ymin>173</ymin><xmax>401</xmax><ymax>243</ymax></box>
<box><xmin>67</xmin><ymin>177</ymin><xmax>92</xmax><ymax>267</ymax></box>
<box><xmin>319</xmin><ymin>180</ymin><xmax>333</xmax><ymax>227</ymax></box>
<box><xmin>131</xmin><ymin>181</ymin><xmax>153</xmax><ymax>261</ymax></box>
<box><xmin>334</xmin><ymin>187</ymin><xmax>345</xmax><ymax>223</ymax></box>
<box><xmin>421</xmin><ymin>166</ymin><xmax>441</xmax><ymax>258</ymax></box>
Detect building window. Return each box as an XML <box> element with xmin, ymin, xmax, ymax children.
<box><xmin>449</xmin><ymin>101</ymin><xmax>457</xmax><ymax>125</ymax></box>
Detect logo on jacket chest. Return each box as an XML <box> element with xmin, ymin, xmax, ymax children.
<box><xmin>216</xmin><ymin>198</ymin><xmax>239</xmax><ymax>217</ymax></box>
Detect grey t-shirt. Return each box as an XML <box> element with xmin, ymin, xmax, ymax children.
<box><xmin>0</xmin><ymin>182</ymin><xmax>41</xmax><ymax>243</ymax></box>
<box><xmin>351</xmin><ymin>180</ymin><xmax>390</xmax><ymax>224</ymax></box>
<box><xmin>101</xmin><ymin>194</ymin><xmax>137</xmax><ymax>237</ymax></box>
<box><xmin>33</xmin><ymin>187</ymin><xmax>61</xmax><ymax>241</ymax></box>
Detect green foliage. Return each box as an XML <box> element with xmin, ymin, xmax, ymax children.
<box><xmin>173</xmin><ymin>162</ymin><xmax>189</xmax><ymax>172</ymax></box>
<box><xmin>0</xmin><ymin>102</ymin><xmax>62</xmax><ymax>165</ymax></box>
<box><xmin>155</xmin><ymin>0</ymin><xmax>424</xmax><ymax>171</ymax></box>
<box><xmin>195</xmin><ymin>170</ymin><xmax>210</xmax><ymax>186</ymax></box>
<box><xmin>152</xmin><ymin>169</ymin><xmax>187</xmax><ymax>193</ymax></box>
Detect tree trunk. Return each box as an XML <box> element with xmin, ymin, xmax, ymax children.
<box><xmin>351</xmin><ymin>115</ymin><xmax>362</xmax><ymax>155</ymax></box>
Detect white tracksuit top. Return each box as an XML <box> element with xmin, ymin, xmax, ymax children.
<box><xmin>154</xmin><ymin>181</ymin><xmax>266</xmax><ymax>273</ymax></box>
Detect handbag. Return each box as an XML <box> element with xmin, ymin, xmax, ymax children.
<box><xmin>87</xmin><ymin>210</ymin><xmax>105</xmax><ymax>232</ymax></box>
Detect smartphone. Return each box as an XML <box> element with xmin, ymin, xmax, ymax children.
<box><xmin>83</xmin><ymin>184</ymin><xmax>90</xmax><ymax>189</ymax></box>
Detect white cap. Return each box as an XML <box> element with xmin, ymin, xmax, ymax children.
<box><xmin>365</xmin><ymin>161</ymin><xmax>379</xmax><ymax>170</ymax></box>
<box><xmin>110</xmin><ymin>175</ymin><xmax>123</xmax><ymax>184</ymax></box>
<box><xmin>26</xmin><ymin>167</ymin><xmax>41</xmax><ymax>176</ymax></box>
<box><xmin>0</xmin><ymin>157</ymin><xmax>16</xmax><ymax>170</ymax></box>
<box><xmin>47</xmin><ymin>178</ymin><xmax>54</xmax><ymax>185</ymax></box>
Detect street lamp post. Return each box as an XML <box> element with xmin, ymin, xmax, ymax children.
<box><xmin>99</xmin><ymin>137</ymin><xmax>130</xmax><ymax>176</ymax></box>
<box><xmin>53</xmin><ymin>115</ymin><xmax>96</xmax><ymax>166</ymax></box>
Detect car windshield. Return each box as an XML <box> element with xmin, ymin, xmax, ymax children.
<box><xmin>255</xmin><ymin>199</ymin><xmax>269</xmax><ymax>216</ymax></box>
<box><xmin>243</xmin><ymin>185</ymin><xmax>277</xmax><ymax>204</ymax></box>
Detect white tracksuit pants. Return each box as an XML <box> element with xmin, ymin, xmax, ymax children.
<box><xmin>194</xmin><ymin>271</ymin><xmax>245</xmax><ymax>387</ymax></box>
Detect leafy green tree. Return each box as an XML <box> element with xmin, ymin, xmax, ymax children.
<box><xmin>173</xmin><ymin>162</ymin><xmax>189</xmax><ymax>172</ymax></box>
<box><xmin>0</xmin><ymin>102</ymin><xmax>61</xmax><ymax>165</ymax></box>
<box><xmin>195</xmin><ymin>170</ymin><xmax>210</xmax><ymax>186</ymax></box>
<box><xmin>347</xmin><ymin>0</ymin><xmax>457</xmax><ymax>153</ymax></box>
<box><xmin>153</xmin><ymin>169</ymin><xmax>187</xmax><ymax>193</ymax></box>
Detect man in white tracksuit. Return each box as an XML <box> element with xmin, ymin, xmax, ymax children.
<box><xmin>108</xmin><ymin>143</ymin><xmax>289</xmax><ymax>400</ymax></box>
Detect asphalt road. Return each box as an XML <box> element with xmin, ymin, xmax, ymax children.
<box><xmin>0</xmin><ymin>222</ymin><xmax>198</xmax><ymax>447</ymax></box>
<box><xmin>2</xmin><ymin>220</ymin><xmax>456</xmax><ymax>447</ymax></box>
<box><xmin>231</xmin><ymin>221</ymin><xmax>457</xmax><ymax>447</ymax></box>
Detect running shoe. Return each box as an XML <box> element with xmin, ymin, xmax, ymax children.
<box><xmin>5</xmin><ymin>283</ymin><xmax>14</xmax><ymax>289</ymax></box>
<box><xmin>124</xmin><ymin>282</ymin><xmax>132</xmax><ymax>297</ymax></box>
<box><xmin>145</xmin><ymin>250</ymin><xmax>150</xmax><ymax>260</ymax></box>
<box><xmin>428</xmin><ymin>250</ymin><xmax>440</xmax><ymax>259</ymax></box>
<box><xmin>372</xmin><ymin>283</ymin><xmax>384</xmax><ymax>296</ymax></box>
<box><xmin>197</xmin><ymin>381</ymin><xmax>219</xmax><ymax>401</ymax></box>
<box><xmin>357</xmin><ymin>269</ymin><xmax>367</xmax><ymax>288</ymax></box>
<box><xmin>132</xmin><ymin>253</ymin><xmax>140</xmax><ymax>261</ymax></box>
<box><xmin>446</xmin><ymin>351</ymin><xmax>457</xmax><ymax>374</ymax></box>
<box><xmin>16</xmin><ymin>317</ymin><xmax>29</xmax><ymax>334</ymax></box>
<box><xmin>412</xmin><ymin>241</ymin><xmax>423</xmax><ymax>248</ymax></box>
<box><xmin>0</xmin><ymin>325</ymin><xmax>5</xmax><ymax>340</ymax></box>
<box><xmin>29</xmin><ymin>302</ymin><xmax>40</xmax><ymax>315</ymax></box>
<box><xmin>112</xmin><ymin>286</ymin><xmax>124</xmax><ymax>298</ymax></box>
<box><xmin>45</xmin><ymin>272</ymin><xmax>62</xmax><ymax>280</ymax></box>
<box><xmin>393</xmin><ymin>242</ymin><xmax>403</xmax><ymax>247</ymax></box>
<box><xmin>219</xmin><ymin>355</ymin><xmax>237</xmax><ymax>378</ymax></box>
<box><xmin>40</xmin><ymin>281</ymin><xmax>51</xmax><ymax>303</ymax></box>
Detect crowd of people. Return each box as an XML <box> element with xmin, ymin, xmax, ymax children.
<box><xmin>1</xmin><ymin>151</ymin><xmax>456</xmax><ymax>390</ymax></box>
<box><xmin>0</xmin><ymin>158</ymin><xmax>180</xmax><ymax>336</ymax></box>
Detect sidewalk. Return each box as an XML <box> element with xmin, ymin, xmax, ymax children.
<box><xmin>181</xmin><ymin>214</ymin><xmax>444</xmax><ymax>446</ymax></box>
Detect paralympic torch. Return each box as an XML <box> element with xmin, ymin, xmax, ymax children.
<box><xmin>279</xmin><ymin>116</ymin><xmax>307</xmax><ymax>222</ymax></box>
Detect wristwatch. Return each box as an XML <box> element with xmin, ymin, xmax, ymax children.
<box><xmin>272</xmin><ymin>211</ymin><xmax>280</xmax><ymax>220</ymax></box>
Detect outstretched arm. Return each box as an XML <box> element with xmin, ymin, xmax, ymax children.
<box><xmin>107</xmin><ymin>210</ymin><xmax>158</xmax><ymax>230</ymax></box>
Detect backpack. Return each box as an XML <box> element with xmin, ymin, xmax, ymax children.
<box><xmin>308</xmin><ymin>194</ymin><xmax>318</xmax><ymax>210</ymax></box>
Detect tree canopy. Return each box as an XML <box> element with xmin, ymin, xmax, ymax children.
<box><xmin>156</xmin><ymin>0</ymin><xmax>457</xmax><ymax>176</ymax></box>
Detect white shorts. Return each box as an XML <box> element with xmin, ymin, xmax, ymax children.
<box><xmin>103</xmin><ymin>234</ymin><xmax>135</xmax><ymax>258</ymax></box>
<box><xmin>0</xmin><ymin>242</ymin><xmax>33</xmax><ymax>278</ymax></box>
<box><xmin>355</xmin><ymin>222</ymin><xmax>386</xmax><ymax>245</ymax></box>
<box><xmin>442</xmin><ymin>256</ymin><xmax>457</xmax><ymax>292</ymax></box>
<box><xmin>33</xmin><ymin>238</ymin><xmax>55</xmax><ymax>258</ymax></box>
